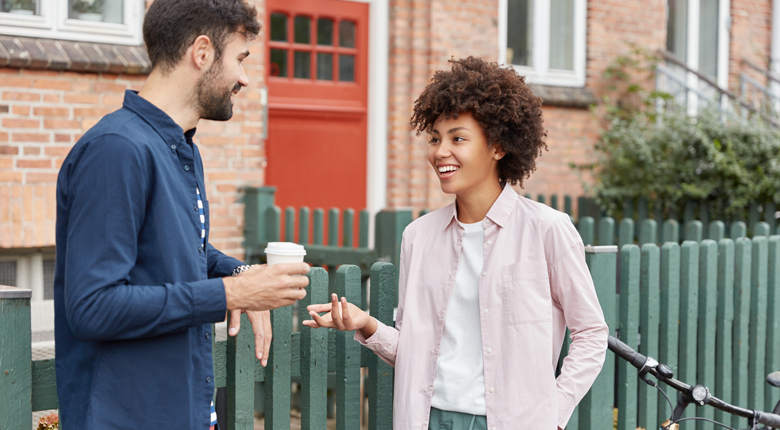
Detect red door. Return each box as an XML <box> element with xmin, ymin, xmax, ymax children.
<box><xmin>265</xmin><ymin>0</ymin><xmax>369</xmax><ymax>217</ymax></box>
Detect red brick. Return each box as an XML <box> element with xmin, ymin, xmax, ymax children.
<box><xmin>44</xmin><ymin>119</ymin><xmax>81</xmax><ymax>129</ymax></box>
<box><xmin>0</xmin><ymin>145</ymin><xmax>19</xmax><ymax>154</ymax></box>
<box><xmin>64</xmin><ymin>93</ymin><xmax>99</xmax><ymax>104</ymax></box>
<box><xmin>54</xmin><ymin>134</ymin><xmax>71</xmax><ymax>143</ymax></box>
<box><xmin>23</xmin><ymin>146</ymin><xmax>40</xmax><ymax>155</ymax></box>
<box><xmin>94</xmin><ymin>82</ymin><xmax>128</xmax><ymax>92</ymax></box>
<box><xmin>0</xmin><ymin>171</ymin><xmax>23</xmax><ymax>182</ymax></box>
<box><xmin>17</xmin><ymin>159</ymin><xmax>50</xmax><ymax>168</ymax></box>
<box><xmin>73</xmin><ymin>107</ymin><xmax>113</xmax><ymax>117</ymax></box>
<box><xmin>2</xmin><ymin>77</ymin><xmax>32</xmax><ymax>88</ymax></box>
<box><xmin>12</xmin><ymin>133</ymin><xmax>49</xmax><ymax>143</ymax></box>
<box><xmin>0</xmin><ymin>158</ymin><xmax>12</xmax><ymax>169</ymax></box>
<box><xmin>34</xmin><ymin>107</ymin><xmax>70</xmax><ymax>117</ymax></box>
<box><xmin>33</xmin><ymin>79</ymin><xmax>71</xmax><ymax>91</ymax></box>
<box><xmin>44</xmin><ymin>145</ymin><xmax>72</xmax><ymax>156</ymax></box>
<box><xmin>43</xmin><ymin>94</ymin><xmax>60</xmax><ymax>103</ymax></box>
<box><xmin>12</xmin><ymin>105</ymin><xmax>30</xmax><ymax>115</ymax></box>
<box><xmin>3</xmin><ymin>118</ymin><xmax>39</xmax><ymax>128</ymax></box>
<box><xmin>26</xmin><ymin>172</ymin><xmax>57</xmax><ymax>183</ymax></box>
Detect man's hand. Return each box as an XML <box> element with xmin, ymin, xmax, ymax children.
<box><xmin>303</xmin><ymin>293</ymin><xmax>378</xmax><ymax>339</ymax></box>
<box><xmin>223</xmin><ymin>263</ymin><xmax>309</xmax><ymax>311</ymax></box>
<box><xmin>227</xmin><ymin>309</ymin><xmax>272</xmax><ymax>366</ymax></box>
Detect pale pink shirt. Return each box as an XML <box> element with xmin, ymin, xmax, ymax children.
<box><xmin>356</xmin><ymin>184</ymin><xmax>608</xmax><ymax>430</ymax></box>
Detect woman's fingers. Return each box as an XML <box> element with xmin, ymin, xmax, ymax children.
<box><xmin>330</xmin><ymin>293</ymin><xmax>345</xmax><ymax>331</ymax></box>
<box><xmin>307</xmin><ymin>303</ymin><xmax>333</xmax><ymax>313</ymax></box>
<box><xmin>307</xmin><ymin>310</ymin><xmax>333</xmax><ymax>328</ymax></box>
<box><xmin>340</xmin><ymin>297</ymin><xmax>353</xmax><ymax>329</ymax></box>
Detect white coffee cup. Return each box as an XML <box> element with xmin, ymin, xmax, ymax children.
<box><xmin>264</xmin><ymin>242</ymin><xmax>307</xmax><ymax>266</ymax></box>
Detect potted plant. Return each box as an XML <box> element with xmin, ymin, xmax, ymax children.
<box><xmin>4</xmin><ymin>0</ymin><xmax>36</xmax><ymax>15</ymax></box>
<box><xmin>71</xmin><ymin>0</ymin><xmax>104</xmax><ymax>21</ymax></box>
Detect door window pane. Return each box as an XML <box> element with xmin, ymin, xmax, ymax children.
<box><xmin>667</xmin><ymin>0</ymin><xmax>688</xmax><ymax>60</ymax></box>
<box><xmin>318</xmin><ymin>18</ymin><xmax>334</xmax><ymax>46</ymax></box>
<box><xmin>3</xmin><ymin>0</ymin><xmax>38</xmax><ymax>14</ymax></box>
<box><xmin>339</xmin><ymin>21</ymin><xmax>356</xmax><ymax>48</ymax></box>
<box><xmin>270</xmin><ymin>13</ymin><xmax>288</xmax><ymax>42</ymax></box>
<box><xmin>339</xmin><ymin>54</ymin><xmax>355</xmax><ymax>82</ymax></box>
<box><xmin>317</xmin><ymin>53</ymin><xmax>333</xmax><ymax>80</ymax></box>
<box><xmin>0</xmin><ymin>261</ymin><xmax>16</xmax><ymax>287</ymax></box>
<box><xmin>294</xmin><ymin>16</ymin><xmax>311</xmax><ymax>44</ymax></box>
<box><xmin>69</xmin><ymin>0</ymin><xmax>123</xmax><ymax>22</ymax></box>
<box><xmin>698</xmin><ymin>0</ymin><xmax>718</xmax><ymax>79</ymax></box>
<box><xmin>507</xmin><ymin>0</ymin><xmax>533</xmax><ymax>66</ymax></box>
<box><xmin>270</xmin><ymin>49</ymin><xmax>287</xmax><ymax>77</ymax></box>
<box><xmin>294</xmin><ymin>51</ymin><xmax>311</xmax><ymax>78</ymax></box>
<box><xmin>549</xmin><ymin>0</ymin><xmax>574</xmax><ymax>71</ymax></box>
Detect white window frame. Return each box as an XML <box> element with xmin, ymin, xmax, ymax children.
<box><xmin>0</xmin><ymin>0</ymin><xmax>144</xmax><ymax>46</ymax></box>
<box><xmin>498</xmin><ymin>0</ymin><xmax>587</xmax><ymax>87</ymax></box>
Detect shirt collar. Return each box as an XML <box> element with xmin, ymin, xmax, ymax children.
<box><xmin>442</xmin><ymin>182</ymin><xmax>517</xmax><ymax>230</ymax></box>
<box><xmin>122</xmin><ymin>90</ymin><xmax>196</xmax><ymax>144</ymax></box>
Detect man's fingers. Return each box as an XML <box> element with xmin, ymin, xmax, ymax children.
<box><xmin>246</xmin><ymin>311</ymin><xmax>264</xmax><ymax>361</ymax></box>
<box><xmin>271</xmin><ymin>262</ymin><xmax>311</xmax><ymax>276</ymax></box>
<box><xmin>262</xmin><ymin>310</ymin><xmax>272</xmax><ymax>367</ymax></box>
<box><xmin>228</xmin><ymin>309</ymin><xmax>242</xmax><ymax>336</ymax></box>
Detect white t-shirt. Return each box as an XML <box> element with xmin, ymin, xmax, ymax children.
<box><xmin>430</xmin><ymin>220</ymin><xmax>486</xmax><ymax>415</ymax></box>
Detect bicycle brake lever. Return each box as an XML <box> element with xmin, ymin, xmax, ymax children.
<box><xmin>639</xmin><ymin>356</ymin><xmax>659</xmax><ymax>387</ymax></box>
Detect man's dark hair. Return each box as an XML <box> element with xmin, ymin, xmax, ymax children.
<box><xmin>410</xmin><ymin>56</ymin><xmax>547</xmax><ymax>187</ymax></box>
<box><xmin>143</xmin><ymin>0</ymin><xmax>261</xmax><ymax>73</ymax></box>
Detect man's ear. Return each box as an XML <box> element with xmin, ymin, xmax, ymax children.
<box><xmin>190</xmin><ymin>35</ymin><xmax>214</xmax><ymax>71</ymax></box>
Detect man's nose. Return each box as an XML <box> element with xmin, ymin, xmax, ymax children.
<box><xmin>238</xmin><ymin>65</ymin><xmax>249</xmax><ymax>87</ymax></box>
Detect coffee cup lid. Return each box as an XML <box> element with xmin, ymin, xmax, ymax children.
<box><xmin>264</xmin><ymin>242</ymin><xmax>307</xmax><ymax>256</ymax></box>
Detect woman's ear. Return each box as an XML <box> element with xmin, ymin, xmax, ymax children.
<box><xmin>492</xmin><ymin>146</ymin><xmax>506</xmax><ymax>161</ymax></box>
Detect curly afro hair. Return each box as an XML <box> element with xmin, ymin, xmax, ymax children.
<box><xmin>410</xmin><ymin>56</ymin><xmax>547</xmax><ymax>187</ymax></box>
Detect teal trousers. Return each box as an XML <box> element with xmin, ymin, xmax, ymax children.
<box><xmin>428</xmin><ymin>407</ymin><xmax>488</xmax><ymax>430</ymax></box>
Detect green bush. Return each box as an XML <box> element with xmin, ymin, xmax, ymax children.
<box><xmin>586</xmin><ymin>108</ymin><xmax>780</xmax><ymax>218</ymax></box>
<box><xmin>577</xmin><ymin>47</ymin><xmax>780</xmax><ymax>219</ymax></box>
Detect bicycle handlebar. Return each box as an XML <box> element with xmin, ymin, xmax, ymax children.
<box><xmin>607</xmin><ymin>335</ymin><xmax>780</xmax><ymax>428</ymax></box>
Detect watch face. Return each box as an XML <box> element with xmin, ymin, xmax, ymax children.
<box><xmin>692</xmin><ymin>385</ymin><xmax>707</xmax><ymax>402</ymax></box>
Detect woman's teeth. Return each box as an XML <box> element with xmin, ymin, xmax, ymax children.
<box><xmin>438</xmin><ymin>166</ymin><xmax>459</xmax><ymax>173</ymax></box>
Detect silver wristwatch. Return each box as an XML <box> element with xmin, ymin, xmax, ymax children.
<box><xmin>231</xmin><ymin>265</ymin><xmax>253</xmax><ymax>276</ymax></box>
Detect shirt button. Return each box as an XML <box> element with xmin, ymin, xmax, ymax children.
<box><xmin>483</xmin><ymin>309</ymin><xmax>489</xmax><ymax>315</ymax></box>
<box><xmin>486</xmin><ymin>240</ymin><xmax>492</xmax><ymax>245</ymax></box>
<box><xmin>205</xmin><ymin>331</ymin><xmax>211</xmax><ymax>339</ymax></box>
<box><xmin>206</xmin><ymin>376</ymin><xmax>212</xmax><ymax>383</ymax></box>
<box><xmin>486</xmin><ymin>347</ymin><xmax>492</xmax><ymax>354</ymax></box>
<box><xmin>481</xmin><ymin>272</ymin><xmax>486</xmax><ymax>277</ymax></box>
<box><xmin>489</xmin><ymin>387</ymin><xmax>495</xmax><ymax>393</ymax></box>
<box><xmin>198</xmin><ymin>245</ymin><xmax>203</xmax><ymax>253</ymax></box>
<box><xmin>184</xmin><ymin>165</ymin><xmax>190</xmax><ymax>171</ymax></box>
<box><xmin>171</xmin><ymin>144</ymin><xmax>177</xmax><ymax>150</ymax></box>
<box><xmin>194</xmin><ymin>205</ymin><xmax>198</xmax><ymax>211</ymax></box>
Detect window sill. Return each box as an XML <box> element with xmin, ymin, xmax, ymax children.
<box><xmin>0</xmin><ymin>35</ymin><xmax>150</xmax><ymax>75</ymax></box>
<box><xmin>527</xmin><ymin>84</ymin><xmax>596</xmax><ymax>109</ymax></box>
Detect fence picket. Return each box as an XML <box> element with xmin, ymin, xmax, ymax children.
<box><xmin>359</xmin><ymin>210</ymin><xmax>369</xmax><ymax>248</ymax></box>
<box><xmin>640</xmin><ymin>219</ymin><xmax>657</xmax><ymax>245</ymax></box>
<box><xmin>699</xmin><ymin>200</ymin><xmax>709</xmax><ymax>229</ymax></box>
<box><xmin>749</xmin><ymin>203</ymin><xmax>760</xmax><ymax>232</ymax></box>
<box><xmin>731</xmin><ymin>221</ymin><xmax>747</xmax><ymax>240</ymax></box>
<box><xmin>685</xmin><ymin>220</ymin><xmax>703</xmax><ymax>242</ymax></box>
<box><xmin>766</xmin><ymin>236</ymin><xmax>780</xmax><ymax>413</ymax></box>
<box><xmin>578</xmin><ymin>216</ymin><xmax>595</xmax><ymax>246</ymax></box>
<box><xmin>754</xmin><ymin>221</ymin><xmax>771</xmax><ymax>237</ymax></box>
<box><xmin>264</xmin><ymin>305</ymin><xmax>292</xmax><ymax>430</ymax></box>
<box><xmin>749</xmin><ymin>237</ymin><xmax>768</xmax><ymax>412</ymax></box>
<box><xmin>658</xmin><ymin>243</ymin><xmax>681</xmax><ymax>425</ymax></box>
<box><xmin>368</xmin><ymin>263</ymin><xmax>395</xmax><ymax>430</ymax></box>
<box><xmin>299</xmin><ymin>207</ymin><xmax>310</xmax><ymax>245</ymax></box>
<box><xmin>638</xmin><ymin>198</ymin><xmax>648</xmax><ymax>239</ymax></box>
<box><xmin>336</xmin><ymin>266</ymin><xmax>362</xmax><ymax>430</ymax></box>
<box><xmin>696</xmin><ymin>240</ymin><xmax>718</xmax><ymax>429</ymax></box>
<box><xmin>708</xmin><ymin>220</ymin><xmax>725</xmax><ymax>242</ymax></box>
<box><xmin>598</xmin><ymin>217</ymin><xmax>615</xmax><ymax>246</ymax></box>
<box><xmin>343</xmin><ymin>209</ymin><xmax>354</xmax><ymax>248</ymax></box>
<box><xmin>564</xmin><ymin>195</ymin><xmax>572</xmax><ymax>217</ymax></box>
<box><xmin>732</xmin><ymin>238</ymin><xmax>752</xmax><ymax>428</ymax></box>
<box><xmin>329</xmin><ymin>209</ymin><xmax>340</xmax><ymax>247</ymax></box>
<box><xmin>663</xmin><ymin>220</ymin><xmax>679</xmax><ymax>244</ymax></box>
<box><xmin>300</xmin><ymin>268</ymin><xmax>329</xmax><ymax>430</ymax></box>
<box><xmin>267</xmin><ymin>206</ymin><xmax>281</xmax><ymax>243</ymax></box>
<box><xmin>617</xmin><ymin>244</ymin><xmax>640</xmax><ymax>430</ymax></box>
<box><xmin>580</xmin><ymin>246</ymin><xmax>618</xmax><ymax>430</ymax></box>
<box><xmin>284</xmin><ymin>207</ymin><xmax>295</xmax><ymax>242</ymax></box>
<box><xmin>714</xmin><ymin>239</ymin><xmax>735</xmax><ymax>426</ymax></box>
<box><xmin>619</xmin><ymin>218</ymin><xmax>635</xmax><ymax>247</ymax></box>
<box><xmin>551</xmin><ymin>194</ymin><xmax>558</xmax><ymax>210</ymax></box>
<box><xmin>313</xmin><ymin>209</ymin><xmax>324</xmax><ymax>245</ymax></box>
<box><xmin>679</xmin><ymin>241</ymin><xmax>700</xmax><ymax>426</ymax></box>
<box><xmin>639</xmin><ymin>244</ymin><xmax>660</xmax><ymax>430</ymax></box>
<box><xmin>765</xmin><ymin>202</ymin><xmax>776</xmax><ymax>233</ymax></box>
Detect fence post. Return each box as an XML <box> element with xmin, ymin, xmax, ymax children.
<box><xmin>658</xmin><ymin>243</ymin><xmax>680</xmax><ymax>425</ymax></box>
<box><xmin>329</xmin><ymin>209</ymin><xmax>340</xmax><ymax>247</ymax></box>
<box><xmin>617</xmin><ymin>244</ymin><xmax>640</xmax><ymax>430</ymax></box>
<box><xmin>368</xmin><ymin>263</ymin><xmax>396</xmax><ymax>430</ymax></box>
<box><xmin>578</xmin><ymin>216</ymin><xmax>595</xmax><ymax>246</ymax></box>
<box><xmin>265</xmin><ymin>206</ymin><xmax>281</xmax><ymax>244</ymax></box>
<box><xmin>754</xmin><ymin>221</ymin><xmax>771</xmax><ymax>237</ymax></box>
<box><xmin>639</xmin><ymin>219</ymin><xmax>657</xmax><ymax>245</ymax></box>
<box><xmin>731</xmin><ymin>221</ymin><xmax>747</xmax><ymax>239</ymax></box>
<box><xmin>708</xmin><ymin>220</ymin><xmax>725</xmax><ymax>242</ymax></box>
<box><xmin>375</xmin><ymin>209</ymin><xmax>413</xmax><ymax>300</ymax></box>
<box><xmin>226</xmin><ymin>311</ymin><xmax>255</xmax><ymax>430</ymax></box>
<box><xmin>285</xmin><ymin>207</ymin><xmax>295</xmax><ymax>242</ymax></box>
<box><xmin>638</xmin><ymin>244</ymin><xmax>660</xmax><ymax>430</ymax></box>
<box><xmin>336</xmin><ymin>265</ymin><xmax>362</xmax><ymax>430</ymax></box>
<box><xmin>678</xmin><ymin>241</ymin><xmax>700</xmax><ymax>424</ymax></box>
<box><xmin>685</xmin><ymin>220</ymin><xmax>703</xmax><ymax>242</ymax></box>
<box><xmin>243</xmin><ymin>186</ymin><xmax>276</xmax><ymax>251</ymax></box>
<box><xmin>300</xmin><ymin>268</ymin><xmax>329</xmax><ymax>430</ymax></box>
<box><xmin>749</xmin><ymin>236</ymin><xmax>768</xmax><ymax>412</ymax></box>
<box><xmin>714</xmin><ymin>239</ymin><xmax>735</xmax><ymax>425</ymax></box>
<box><xmin>696</xmin><ymin>240</ymin><xmax>718</xmax><ymax>425</ymax></box>
<box><xmin>0</xmin><ymin>286</ymin><xmax>33</xmax><ymax>429</ymax></box>
<box><xmin>299</xmin><ymin>207</ymin><xmax>310</xmax><ymax>245</ymax></box>
<box><xmin>766</xmin><ymin>236</ymin><xmax>780</xmax><ymax>413</ymax></box>
<box><xmin>732</xmin><ymin>238</ymin><xmax>752</xmax><ymax>428</ymax></box>
<box><xmin>619</xmin><ymin>218</ymin><xmax>635</xmax><ymax>247</ymax></box>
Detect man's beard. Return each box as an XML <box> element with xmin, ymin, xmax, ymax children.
<box><xmin>195</xmin><ymin>61</ymin><xmax>240</xmax><ymax>121</ymax></box>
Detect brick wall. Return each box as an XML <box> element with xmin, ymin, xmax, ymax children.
<box><xmin>729</xmin><ymin>0</ymin><xmax>773</xmax><ymax>91</ymax></box>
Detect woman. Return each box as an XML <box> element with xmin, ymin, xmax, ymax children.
<box><xmin>303</xmin><ymin>56</ymin><xmax>608</xmax><ymax>430</ymax></box>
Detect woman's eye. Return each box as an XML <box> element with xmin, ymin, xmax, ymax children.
<box><xmin>453</xmin><ymin>136</ymin><xmax>465</xmax><ymax>142</ymax></box>
<box><xmin>428</xmin><ymin>137</ymin><xmax>440</xmax><ymax>144</ymax></box>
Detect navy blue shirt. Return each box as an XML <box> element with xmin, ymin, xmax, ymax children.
<box><xmin>54</xmin><ymin>90</ymin><xmax>243</xmax><ymax>429</ymax></box>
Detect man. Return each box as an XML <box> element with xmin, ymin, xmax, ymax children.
<box><xmin>52</xmin><ymin>1</ymin><xmax>306</xmax><ymax>428</ymax></box>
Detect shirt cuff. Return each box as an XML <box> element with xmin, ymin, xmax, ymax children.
<box><xmin>190</xmin><ymin>278</ymin><xmax>228</xmax><ymax>326</ymax></box>
<box><xmin>353</xmin><ymin>320</ymin><xmax>397</xmax><ymax>359</ymax></box>
<box><xmin>556</xmin><ymin>388</ymin><xmax>576</xmax><ymax>429</ymax></box>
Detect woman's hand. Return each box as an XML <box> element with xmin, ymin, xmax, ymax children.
<box><xmin>303</xmin><ymin>293</ymin><xmax>378</xmax><ymax>338</ymax></box>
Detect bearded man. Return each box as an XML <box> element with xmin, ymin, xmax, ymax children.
<box><xmin>52</xmin><ymin>1</ymin><xmax>308</xmax><ymax>428</ymax></box>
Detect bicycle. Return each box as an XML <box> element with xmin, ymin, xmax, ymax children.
<box><xmin>608</xmin><ymin>335</ymin><xmax>780</xmax><ymax>430</ymax></box>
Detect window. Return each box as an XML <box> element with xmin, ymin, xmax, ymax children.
<box><xmin>268</xmin><ymin>12</ymin><xmax>358</xmax><ymax>83</ymax></box>
<box><xmin>499</xmin><ymin>0</ymin><xmax>587</xmax><ymax>87</ymax></box>
<box><xmin>0</xmin><ymin>0</ymin><xmax>143</xmax><ymax>45</ymax></box>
